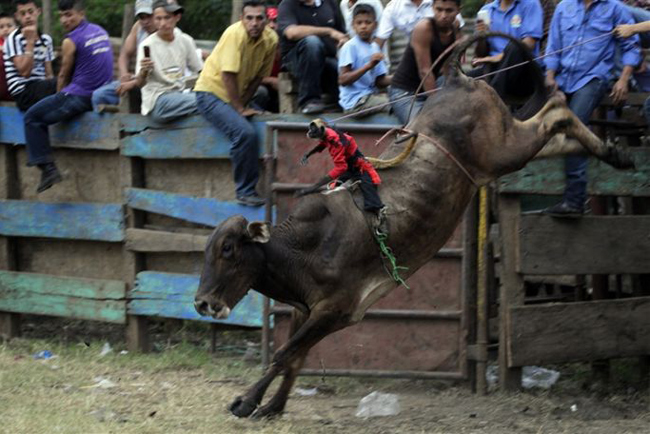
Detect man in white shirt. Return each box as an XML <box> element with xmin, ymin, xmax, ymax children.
<box><xmin>374</xmin><ymin>0</ymin><xmax>463</xmax><ymax>48</ymax></box>
<box><xmin>135</xmin><ymin>0</ymin><xmax>202</xmax><ymax>122</ymax></box>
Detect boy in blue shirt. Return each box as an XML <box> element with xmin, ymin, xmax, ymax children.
<box><xmin>471</xmin><ymin>0</ymin><xmax>544</xmax><ymax>101</ymax></box>
<box><xmin>338</xmin><ymin>4</ymin><xmax>390</xmax><ymax>117</ymax></box>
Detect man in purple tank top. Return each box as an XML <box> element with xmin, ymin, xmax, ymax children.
<box><xmin>22</xmin><ymin>0</ymin><xmax>113</xmax><ymax>193</ymax></box>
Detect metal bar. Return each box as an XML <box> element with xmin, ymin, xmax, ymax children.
<box><xmin>272</xmin><ymin>182</ymin><xmax>311</xmax><ymax>192</ymax></box>
<box><xmin>271</xmin><ymin>306</ymin><xmax>461</xmax><ymax>320</ymax></box>
<box><xmin>260</xmin><ymin>126</ymin><xmax>277</xmax><ymax>369</ymax></box>
<box><xmin>298</xmin><ymin>368</ymin><xmax>464</xmax><ymax>380</ymax></box>
<box><xmin>265</xmin><ymin>121</ymin><xmax>397</xmax><ymax>132</ymax></box>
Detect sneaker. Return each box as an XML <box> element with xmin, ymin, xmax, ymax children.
<box><xmin>36</xmin><ymin>163</ymin><xmax>63</xmax><ymax>193</ymax></box>
<box><xmin>541</xmin><ymin>201</ymin><xmax>584</xmax><ymax>218</ymax></box>
<box><xmin>236</xmin><ymin>194</ymin><xmax>265</xmax><ymax>207</ymax></box>
<box><xmin>301</xmin><ymin>99</ymin><xmax>326</xmax><ymax>115</ymax></box>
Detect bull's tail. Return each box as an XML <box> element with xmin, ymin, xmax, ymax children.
<box><xmin>445</xmin><ymin>32</ymin><xmax>548</xmax><ymax>120</ymax></box>
<box><xmin>367</xmin><ymin>134</ymin><xmax>418</xmax><ymax>169</ymax></box>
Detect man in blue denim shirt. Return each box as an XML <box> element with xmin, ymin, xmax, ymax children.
<box><xmin>543</xmin><ymin>0</ymin><xmax>641</xmax><ymax>216</ymax></box>
<box><xmin>471</xmin><ymin>0</ymin><xmax>544</xmax><ymax>100</ymax></box>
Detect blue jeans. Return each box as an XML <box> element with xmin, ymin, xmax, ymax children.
<box><xmin>91</xmin><ymin>80</ymin><xmax>120</xmax><ymax>109</ymax></box>
<box><xmin>150</xmin><ymin>92</ymin><xmax>198</xmax><ymax>123</ymax></box>
<box><xmin>24</xmin><ymin>92</ymin><xmax>92</xmax><ymax>166</ymax></box>
<box><xmin>388</xmin><ymin>76</ymin><xmax>444</xmax><ymax>124</ymax></box>
<box><xmin>195</xmin><ymin>91</ymin><xmax>259</xmax><ymax>198</ymax></box>
<box><xmin>388</xmin><ymin>86</ymin><xmax>426</xmax><ymax>124</ymax></box>
<box><xmin>563</xmin><ymin>78</ymin><xmax>608</xmax><ymax>208</ymax></box>
<box><xmin>285</xmin><ymin>36</ymin><xmax>339</xmax><ymax>107</ymax></box>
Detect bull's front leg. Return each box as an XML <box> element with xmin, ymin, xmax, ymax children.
<box><xmin>229</xmin><ymin>306</ymin><xmax>349</xmax><ymax>418</ymax></box>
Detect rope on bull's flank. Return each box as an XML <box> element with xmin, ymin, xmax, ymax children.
<box><xmin>375</xmin><ymin>230</ymin><xmax>410</xmax><ymax>289</ymax></box>
<box><xmin>326</xmin><ymin>30</ymin><xmax>617</xmax><ymax>125</ymax></box>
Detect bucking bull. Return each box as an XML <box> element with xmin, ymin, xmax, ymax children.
<box><xmin>194</xmin><ymin>33</ymin><xmax>634</xmax><ymax>419</ymax></box>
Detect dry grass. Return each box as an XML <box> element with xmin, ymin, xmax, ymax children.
<box><xmin>1</xmin><ymin>333</ymin><xmax>649</xmax><ymax>434</ymax></box>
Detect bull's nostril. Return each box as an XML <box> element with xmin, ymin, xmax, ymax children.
<box><xmin>195</xmin><ymin>300</ymin><xmax>209</xmax><ymax>315</ymax></box>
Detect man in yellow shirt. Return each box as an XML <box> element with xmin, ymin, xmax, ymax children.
<box><xmin>195</xmin><ymin>0</ymin><xmax>277</xmax><ymax>207</ymax></box>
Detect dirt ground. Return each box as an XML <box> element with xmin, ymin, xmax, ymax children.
<box><xmin>0</xmin><ymin>318</ymin><xmax>648</xmax><ymax>434</ymax></box>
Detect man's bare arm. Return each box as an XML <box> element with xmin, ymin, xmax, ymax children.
<box><xmin>118</xmin><ymin>22</ymin><xmax>140</xmax><ymax>80</ymax></box>
<box><xmin>411</xmin><ymin>21</ymin><xmax>436</xmax><ymax>91</ymax></box>
<box><xmin>57</xmin><ymin>38</ymin><xmax>76</xmax><ymax>92</ymax></box>
<box><xmin>222</xmin><ymin>71</ymin><xmax>244</xmax><ymax>112</ymax></box>
<box><xmin>242</xmin><ymin>76</ymin><xmax>263</xmax><ymax>105</ymax></box>
<box><xmin>284</xmin><ymin>25</ymin><xmax>346</xmax><ymax>42</ymax></box>
<box><xmin>45</xmin><ymin>61</ymin><xmax>54</xmax><ymax>79</ymax></box>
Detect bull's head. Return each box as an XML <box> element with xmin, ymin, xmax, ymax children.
<box><xmin>194</xmin><ymin>215</ymin><xmax>271</xmax><ymax>320</ymax></box>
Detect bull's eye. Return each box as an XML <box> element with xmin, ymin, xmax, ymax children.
<box><xmin>222</xmin><ymin>243</ymin><xmax>233</xmax><ymax>258</ymax></box>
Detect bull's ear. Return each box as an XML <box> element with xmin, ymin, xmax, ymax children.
<box><xmin>246</xmin><ymin>221</ymin><xmax>271</xmax><ymax>243</ymax></box>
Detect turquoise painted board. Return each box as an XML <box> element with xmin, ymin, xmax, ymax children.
<box><xmin>126</xmin><ymin>188</ymin><xmax>267</xmax><ymax>227</ymax></box>
<box><xmin>498</xmin><ymin>149</ymin><xmax>650</xmax><ymax>197</ymax></box>
<box><xmin>0</xmin><ymin>106</ymin><xmax>120</xmax><ymax>149</ymax></box>
<box><xmin>0</xmin><ymin>200</ymin><xmax>124</xmax><ymax>241</ymax></box>
<box><xmin>128</xmin><ymin>271</ymin><xmax>265</xmax><ymax>327</ymax></box>
<box><xmin>119</xmin><ymin>112</ymin><xmax>399</xmax><ymax>134</ymax></box>
<box><xmin>121</xmin><ymin>125</ymin><xmax>267</xmax><ymax>158</ymax></box>
<box><xmin>119</xmin><ymin>112</ymin><xmax>399</xmax><ymax>159</ymax></box>
<box><xmin>0</xmin><ymin>270</ymin><xmax>126</xmax><ymax>323</ymax></box>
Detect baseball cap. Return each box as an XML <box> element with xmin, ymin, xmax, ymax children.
<box><xmin>152</xmin><ymin>0</ymin><xmax>184</xmax><ymax>14</ymax></box>
<box><xmin>267</xmin><ymin>7</ymin><xmax>278</xmax><ymax>20</ymax></box>
<box><xmin>135</xmin><ymin>0</ymin><xmax>153</xmax><ymax>16</ymax></box>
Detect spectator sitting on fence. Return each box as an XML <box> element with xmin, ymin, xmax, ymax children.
<box><xmin>133</xmin><ymin>0</ymin><xmax>202</xmax><ymax>123</ymax></box>
<box><xmin>23</xmin><ymin>0</ymin><xmax>113</xmax><ymax>193</ymax></box>
<box><xmin>194</xmin><ymin>0</ymin><xmax>277</xmax><ymax>207</ymax></box>
<box><xmin>2</xmin><ymin>0</ymin><xmax>56</xmax><ymax>111</ymax></box>
<box><xmin>91</xmin><ymin>0</ymin><xmax>157</xmax><ymax>111</ymax></box>
<box><xmin>469</xmin><ymin>0</ymin><xmax>544</xmax><ymax>103</ymax></box>
<box><xmin>541</xmin><ymin>0</ymin><xmax>640</xmax><ymax>217</ymax></box>
<box><xmin>374</xmin><ymin>0</ymin><xmax>464</xmax><ymax>49</ymax></box>
<box><xmin>338</xmin><ymin>4</ymin><xmax>390</xmax><ymax>118</ymax></box>
<box><xmin>278</xmin><ymin>0</ymin><xmax>348</xmax><ymax>115</ymax></box>
<box><xmin>0</xmin><ymin>11</ymin><xmax>17</xmax><ymax>101</ymax></box>
<box><xmin>252</xmin><ymin>6</ymin><xmax>281</xmax><ymax>113</ymax></box>
<box><xmin>388</xmin><ymin>0</ymin><xmax>459</xmax><ymax>124</ymax></box>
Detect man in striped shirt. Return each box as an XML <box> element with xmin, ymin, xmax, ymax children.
<box><xmin>2</xmin><ymin>0</ymin><xmax>56</xmax><ymax>111</ymax></box>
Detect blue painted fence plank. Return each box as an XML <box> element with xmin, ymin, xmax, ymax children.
<box><xmin>126</xmin><ymin>188</ymin><xmax>266</xmax><ymax>227</ymax></box>
<box><xmin>128</xmin><ymin>271</ymin><xmax>265</xmax><ymax>327</ymax></box>
<box><xmin>0</xmin><ymin>106</ymin><xmax>120</xmax><ymax>149</ymax></box>
<box><xmin>0</xmin><ymin>200</ymin><xmax>124</xmax><ymax>241</ymax></box>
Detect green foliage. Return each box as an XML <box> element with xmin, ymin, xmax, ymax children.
<box><xmin>462</xmin><ymin>0</ymin><xmax>487</xmax><ymax>17</ymax></box>
<box><xmin>43</xmin><ymin>0</ymin><xmax>232</xmax><ymax>44</ymax></box>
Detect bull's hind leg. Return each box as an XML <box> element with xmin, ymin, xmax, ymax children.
<box><xmin>536</xmin><ymin>107</ymin><xmax>635</xmax><ymax>169</ymax></box>
<box><xmin>250</xmin><ymin>310</ymin><xmax>309</xmax><ymax>419</ymax></box>
<box><xmin>228</xmin><ymin>304</ymin><xmax>348</xmax><ymax>418</ymax></box>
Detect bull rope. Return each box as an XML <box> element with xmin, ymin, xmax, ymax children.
<box><xmin>375</xmin><ymin>231</ymin><xmax>410</xmax><ymax>289</ymax></box>
<box><xmin>325</xmin><ymin>30</ymin><xmax>617</xmax><ymax>125</ymax></box>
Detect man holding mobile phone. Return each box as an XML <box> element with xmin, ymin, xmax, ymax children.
<box><xmin>133</xmin><ymin>0</ymin><xmax>203</xmax><ymax>123</ymax></box>
<box><xmin>470</xmin><ymin>0</ymin><xmax>544</xmax><ymax>101</ymax></box>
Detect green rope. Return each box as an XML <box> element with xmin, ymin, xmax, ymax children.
<box><xmin>375</xmin><ymin>232</ymin><xmax>410</xmax><ymax>289</ymax></box>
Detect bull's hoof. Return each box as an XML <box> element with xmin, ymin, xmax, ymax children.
<box><xmin>251</xmin><ymin>403</ymin><xmax>285</xmax><ymax>420</ymax></box>
<box><xmin>606</xmin><ymin>145</ymin><xmax>635</xmax><ymax>170</ymax></box>
<box><xmin>228</xmin><ymin>396</ymin><xmax>257</xmax><ymax>418</ymax></box>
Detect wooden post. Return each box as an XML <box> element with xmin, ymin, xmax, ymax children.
<box><xmin>462</xmin><ymin>193</ymin><xmax>478</xmax><ymax>392</ymax></box>
<box><xmin>0</xmin><ymin>145</ymin><xmax>21</xmax><ymax>339</ymax></box>
<box><xmin>590</xmin><ymin>197</ymin><xmax>610</xmax><ymax>386</ymax></box>
<box><xmin>231</xmin><ymin>0</ymin><xmax>243</xmax><ymax>24</ymax></box>
<box><xmin>119</xmin><ymin>4</ymin><xmax>135</xmax><ymax>113</ymax></box>
<box><xmin>497</xmin><ymin>195</ymin><xmax>523</xmax><ymax>391</ymax></box>
<box><xmin>121</xmin><ymin>114</ymin><xmax>149</xmax><ymax>351</ymax></box>
<box><xmin>42</xmin><ymin>0</ymin><xmax>52</xmax><ymax>36</ymax></box>
<box><xmin>476</xmin><ymin>187</ymin><xmax>490</xmax><ymax>395</ymax></box>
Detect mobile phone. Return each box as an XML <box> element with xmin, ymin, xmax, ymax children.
<box><xmin>143</xmin><ymin>45</ymin><xmax>150</xmax><ymax>58</ymax></box>
<box><xmin>477</xmin><ymin>10</ymin><xmax>490</xmax><ymax>27</ymax></box>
